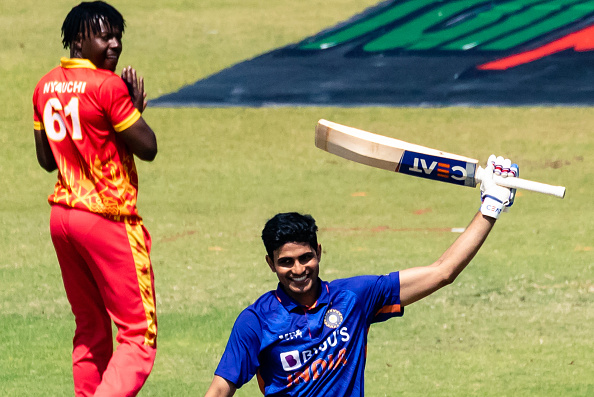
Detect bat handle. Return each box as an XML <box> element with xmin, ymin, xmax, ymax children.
<box><xmin>475</xmin><ymin>166</ymin><xmax>566</xmax><ymax>199</ymax></box>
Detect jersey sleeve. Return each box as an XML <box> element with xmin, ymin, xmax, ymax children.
<box><xmin>214</xmin><ymin>308</ymin><xmax>263</xmax><ymax>388</ymax></box>
<box><xmin>369</xmin><ymin>272</ymin><xmax>404</xmax><ymax>323</ymax></box>
<box><xmin>340</xmin><ymin>272</ymin><xmax>404</xmax><ymax>325</ymax></box>
<box><xmin>99</xmin><ymin>75</ymin><xmax>141</xmax><ymax>132</ymax></box>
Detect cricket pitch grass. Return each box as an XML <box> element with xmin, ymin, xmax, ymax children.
<box><xmin>1</xmin><ymin>0</ymin><xmax>592</xmax><ymax>395</ymax></box>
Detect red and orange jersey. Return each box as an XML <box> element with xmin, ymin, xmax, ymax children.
<box><xmin>33</xmin><ymin>58</ymin><xmax>142</xmax><ymax>222</ymax></box>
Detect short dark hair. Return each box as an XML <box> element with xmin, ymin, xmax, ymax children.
<box><xmin>261</xmin><ymin>212</ymin><xmax>318</xmax><ymax>259</ymax></box>
<box><xmin>61</xmin><ymin>1</ymin><xmax>125</xmax><ymax>49</ymax></box>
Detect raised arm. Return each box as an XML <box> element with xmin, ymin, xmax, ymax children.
<box><xmin>204</xmin><ymin>376</ymin><xmax>237</xmax><ymax>397</ymax></box>
<box><xmin>399</xmin><ymin>212</ymin><xmax>494</xmax><ymax>306</ymax></box>
<box><xmin>399</xmin><ymin>155</ymin><xmax>518</xmax><ymax>306</ymax></box>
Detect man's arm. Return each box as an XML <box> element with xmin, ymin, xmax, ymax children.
<box><xmin>399</xmin><ymin>212</ymin><xmax>494</xmax><ymax>306</ymax></box>
<box><xmin>204</xmin><ymin>375</ymin><xmax>237</xmax><ymax>397</ymax></box>
<box><xmin>119</xmin><ymin>118</ymin><xmax>157</xmax><ymax>161</ymax></box>
<box><xmin>399</xmin><ymin>155</ymin><xmax>517</xmax><ymax>306</ymax></box>
<box><xmin>34</xmin><ymin>129</ymin><xmax>57</xmax><ymax>172</ymax></box>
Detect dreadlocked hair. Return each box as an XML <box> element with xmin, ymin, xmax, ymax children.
<box><xmin>61</xmin><ymin>1</ymin><xmax>125</xmax><ymax>49</ymax></box>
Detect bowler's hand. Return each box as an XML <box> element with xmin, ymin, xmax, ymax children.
<box><xmin>121</xmin><ymin>66</ymin><xmax>147</xmax><ymax>113</ymax></box>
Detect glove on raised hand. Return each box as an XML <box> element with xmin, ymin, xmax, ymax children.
<box><xmin>480</xmin><ymin>155</ymin><xmax>519</xmax><ymax>219</ymax></box>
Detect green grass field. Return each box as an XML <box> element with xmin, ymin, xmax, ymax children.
<box><xmin>1</xmin><ymin>0</ymin><xmax>593</xmax><ymax>395</ymax></box>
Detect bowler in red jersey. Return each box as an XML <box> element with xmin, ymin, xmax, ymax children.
<box><xmin>33</xmin><ymin>2</ymin><xmax>158</xmax><ymax>396</ymax></box>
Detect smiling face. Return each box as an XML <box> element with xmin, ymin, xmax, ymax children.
<box><xmin>73</xmin><ymin>20</ymin><xmax>122</xmax><ymax>71</ymax></box>
<box><xmin>267</xmin><ymin>242</ymin><xmax>322</xmax><ymax>307</ymax></box>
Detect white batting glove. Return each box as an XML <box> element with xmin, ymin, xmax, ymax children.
<box><xmin>480</xmin><ymin>155</ymin><xmax>519</xmax><ymax>219</ymax></box>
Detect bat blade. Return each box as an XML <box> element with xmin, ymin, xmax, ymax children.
<box><xmin>315</xmin><ymin>119</ymin><xmax>566</xmax><ymax>198</ymax></box>
<box><xmin>315</xmin><ymin>119</ymin><xmax>479</xmax><ymax>187</ymax></box>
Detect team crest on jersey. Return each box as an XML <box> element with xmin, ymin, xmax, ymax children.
<box><xmin>324</xmin><ymin>309</ymin><xmax>343</xmax><ymax>328</ymax></box>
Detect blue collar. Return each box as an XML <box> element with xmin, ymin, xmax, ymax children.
<box><xmin>275</xmin><ymin>279</ymin><xmax>330</xmax><ymax>312</ymax></box>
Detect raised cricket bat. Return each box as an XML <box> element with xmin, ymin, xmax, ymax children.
<box><xmin>315</xmin><ymin>119</ymin><xmax>566</xmax><ymax>198</ymax></box>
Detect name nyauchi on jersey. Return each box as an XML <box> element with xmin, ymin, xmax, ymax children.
<box><xmin>215</xmin><ymin>272</ymin><xmax>404</xmax><ymax>396</ymax></box>
<box><xmin>32</xmin><ymin>58</ymin><xmax>142</xmax><ymax>222</ymax></box>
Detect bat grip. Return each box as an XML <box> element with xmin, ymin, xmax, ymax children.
<box><xmin>475</xmin><ymin>167</ymin><xmax>566</xmax><ymax>199</ymax></box>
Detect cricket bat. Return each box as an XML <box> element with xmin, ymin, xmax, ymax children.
<box><xmin>315</xmin><ymin>119</ymin><xmax>566</xmax><ymax>198</ymax></box>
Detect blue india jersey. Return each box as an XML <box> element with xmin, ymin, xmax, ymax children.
<box><xmin>214</xmin><ymin>272</ymin><xmax>404</xmax><ymax>396</ymax></box>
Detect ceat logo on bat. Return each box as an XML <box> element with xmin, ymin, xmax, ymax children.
<box><xmin>398</xmin><ymin>152</ymin><xmax>472</xmax><ymax>186</ymax></box>
<box><xmin>280</xmin><ymin>351</ymin><xmax>302</xmax><ymax>371</ymax></box>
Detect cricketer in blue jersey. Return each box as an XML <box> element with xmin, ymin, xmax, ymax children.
<box><xmin>205</xmin><ymin>155</ymin><xmax>519</xmax><ymax>397</ymax></box>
